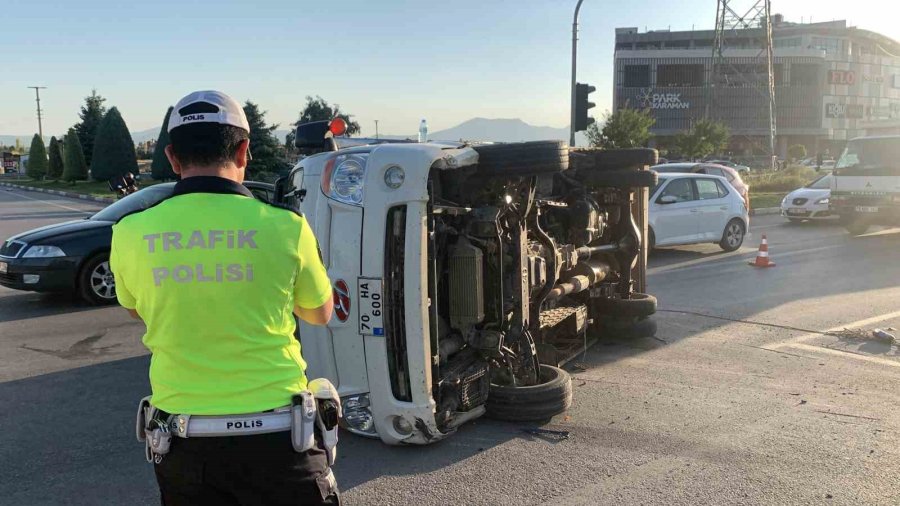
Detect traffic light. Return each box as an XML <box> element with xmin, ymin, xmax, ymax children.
<box><xmin>574</xmin><ymin>82</ymin><xmax>596</xmax><ymax>132</ymax></box>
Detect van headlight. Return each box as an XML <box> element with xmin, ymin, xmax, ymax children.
<box><xmin>322</xmin><ymin>154</ymin><xmax>368</xmax><ymax>206</ymax></box>
<box><xmin>341</xmin><ymin>393</ymin><xmax>377</xmax><ymax>437</ymax></box>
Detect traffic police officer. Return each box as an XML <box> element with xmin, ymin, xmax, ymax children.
<box><xmin>110</xmin><ymin>90</ymin><xmax>339</xmax><ymax>505</ymax></box>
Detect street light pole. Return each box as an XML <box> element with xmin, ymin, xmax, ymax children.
<box><xmin>28</xmin><ymin>86</ymin><xmax>47</xmax><ymax>140</ymax></box>
<box><xmin>374</xmin><ymin>119</ymin><xmax>379</xmax><ymax>139</ymax></box>
<box><xmin>570</xmin><ymin>0</ymin><xmax>586</xmax><ymax>147</ymax></box>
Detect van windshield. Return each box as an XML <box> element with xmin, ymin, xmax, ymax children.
<box><xmin>835</xmin><ymin>137</ymin><xmax>900</xmax><ymax>173</ymax></box>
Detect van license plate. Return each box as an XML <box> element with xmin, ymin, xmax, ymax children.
<box><xmin>0</xmin><ymin>262</ymin><xmax>6</xmax><ymax>274</ymax></box>
<box><xmin>357</xmin><ymin>278</ymin><xmax>384</xmax><ymax>336</ymax></box>
<box><xmin>855</xmin><ymin>206</ymin><xmax>879</xmax><ymax>213</ymax></box>
<box><xmin>786</xmin><ymin>209</ymin><xmax>806</xmax><ymax>215</ymax></box>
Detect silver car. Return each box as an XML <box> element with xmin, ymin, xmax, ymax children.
<box><xmin>781</xmin><ymin>174</ymin><xmax>835</xmax><ymax>222</ymax></box>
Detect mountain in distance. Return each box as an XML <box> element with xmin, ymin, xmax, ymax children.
<box><xmin>3</xmin><ymin>118</ymin><xmax>586</xmax><ymax>149</ymax></box>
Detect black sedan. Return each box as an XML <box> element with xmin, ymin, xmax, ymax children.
<box><xmin>0</xmin><ymin>181</ymin><xmax>274</xmax><ymax>304</ymax></box>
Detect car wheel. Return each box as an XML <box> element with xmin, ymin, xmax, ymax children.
<box><xmin>648</xmin><ymin>227</ymin><xmax>656</xmax><ymax>251</ymax></box>
<box><xmin>592</xmin><ymin>292</ymin><xmax>657</xmax><ymax>318</ymax></box>
<box><xmin>485</xmin><ymin>365</ymin><xmax>573</xmax><ymax>422</ymax></box>
<box><xmin>473</xmin><ymin>141</ymin><xmax>569</xmax><ymax>177</ymax></box>
<box><xmin>843</xmin><ymin>218</ymin><xmax>870</xmax><ymax>236</ymax></box>
<box><xmin>78</xmin><ymin>253</ymin><xmax>117</xmax><ymax>305</ymax></box>
<box><xmin>719</xmin><ymin>219</ymin><xmax>745</xmax><ymax>252</ymax></box>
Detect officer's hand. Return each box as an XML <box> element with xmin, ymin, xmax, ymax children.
<box><xmin>294</xmin><ymin>298</ymin><xmax>334</xmax><ymax>326</ymax></box>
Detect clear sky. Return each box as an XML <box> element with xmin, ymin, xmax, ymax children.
<box><xmin>2</xmin><ymin>0</ymin><xmax>897</xmax><ymax>138</ymax></box>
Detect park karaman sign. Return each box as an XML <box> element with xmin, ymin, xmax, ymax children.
<box><xmin>639</xmin><ymin>88</ymin><xmax>691</xmax><ymax>110</ymax></box>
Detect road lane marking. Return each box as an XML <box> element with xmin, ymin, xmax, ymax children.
<box><xmin>1</xmin><ymin>189</ymin><xmax>97</xmax><ymax>214</ymax></box>
<box><xmin>770</xmin><ymin>309</ymin><xmax>900</xmax><ymax>350</ymax></box>
<box><xmin>649</xmin><ymin>244</ymin><xmax>840</xmax><ymax>276</ymax></box>
<box><xmin>647</xmin><ymin>247</ymin><xmax>755</xmax><ymax>275</ymax></box>
<box><xmin>781</xmin><ymin>343</ymin><xmax>900</xmax><ymax>369</ymax></box>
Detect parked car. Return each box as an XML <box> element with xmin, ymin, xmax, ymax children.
<box><xmin>780</xmin><ymin>174</ymin><xmax>835</xmax><ymax>222</ymax></box>
<box><xmin>707</xmin><ymin>159</ymin><xmax>751</xmax><ymax>174</ymax></box>
<box><xmin>649</xmin><ymin>173</ymin><xmax>749</xmax><ymax>252</ymax></box>
<box><xmin>0</xmin><ymin>181</ymin><xmax>274</xmax><ymax>304</ymax></box>
<box><xmin>652</xmin><ymin>162</ymin><xmax>751</xmax><ymax>210</ymax></box>
<box><xmin>818</xmin><ymin>160</ymin><xmax>836</xmax><ymax>172</ymax></box>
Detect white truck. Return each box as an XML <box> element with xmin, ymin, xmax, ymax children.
<box><xmin>831</xmin><ymin>135</ymin><xmax>900</xmax><ymax>235</ymax></box>
<box><xmin>278</xmin><ymin>119</ymin><xmax>659</xmax><ymax>445</ymax></box>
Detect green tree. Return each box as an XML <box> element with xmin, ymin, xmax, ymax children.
<box><xmin>243</xmin><ymin>101</ymin><xmax>288</xmax><ymax>176</ymax></box>
<box><xmin>90</xmin><ymin>107</ymin><xmax>138</xmax><ymax>181</ymax></box>
<box><xmin>26</xmin><ymin>134</ymin><xmax>48</xmax><ymax>179</ymax></box>
<box><xmin>788</xmin><ymin>144</ymin><xmax>807</xmax><ymax>162</ymax></box>
<box><xmin>47</xmin><ymin>136</ymin><xmax>64</xmax><ymax>179</ymax></box>
<box><xmin>62</xmin><ymin>129</ymin><xmax>89</xmax><ymax>182</ymax></box>
<box><xmin>151</xmin><ymin>106</ymin><xmax>177</xmax><ymax>181</ymax></box>
<box><xmin>74</xmin><ymin>89</ymin><xmax>107</xmax><ymax>167</ymax></box>
<box><xmin>675</xmin><ymin>119</ymin><xmax>730</xmax><ymax>160</ymax></box>
<box><xmin>287</xmin><ymin>95</ymin><xmax>361</xmax><ymax>148</ymax></box>
<box><xmin>586</xmin><ymin>108</ymin><xmax>656</xmax><ymax>149</ymax></box>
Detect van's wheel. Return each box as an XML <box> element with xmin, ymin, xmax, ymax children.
<box><xmin>601</xmin><ymin>316</ymin><xmax>658</xmax><ymax>339</ymax></box>
<box><xmin>78</xmin><ymin>253</ymin><xmax>117</xmax><ymax>305</ymax></box>
<box><xmin>571</xmin><ymin>148</ymin><xmax>658</xmax><ymax>172</ymax></box>
<box><xmin>592</xmin><ymin>292</ymin><xmax>657</xmax><ymax>318</ymax></box>
<box><xmin>577</xmin><ymin>169</ymin><xmax>658</xmax><ymax>188</ymax></box>
<box><xmin>719</xmin><ymin>219</ymin><xmax>746</xmax><ymax>252</ymax></box>
<box><xmin>485</xmin><ymin>365</ymin><xmax>573</xmax><ymax>422</ymax></box>
<box><xmin>473</xmin><ymin>141</ymin><xmax>569</xmax><ymax>176</ymax></box>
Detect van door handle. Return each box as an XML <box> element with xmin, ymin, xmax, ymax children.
<box><xmin>720</xmin><ymin>206</ymin><xmax>728</xmax><ymax>210</ymax></box>
<box><xmin>690</xmin><ymin>209</ymin><xmax>699</xmax><ymax>213</ymax></box>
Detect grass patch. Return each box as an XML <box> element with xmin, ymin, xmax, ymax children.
<box><xmin>751</xmin><ymin>192</ymin><xmax>786</xmax><ymax>209</ymax></box>
<box><xmin>744</xmin><ymin>165</ymin><xmax>819</xmax><ymax>193</ymax></box>
<box><xmin>6</xmin><ymin>177</ymin><xmax>168</xmax><ymax>199</ymax></box>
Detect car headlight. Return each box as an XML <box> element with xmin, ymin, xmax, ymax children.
<box><xmin>781</xmin><ymin>196</ymin><xmax>788</xmax><ymax>206</ymax></box>
<box><xmin>322</xmin><ymin>154</ymin><xmax>368</xmax><ymax>206</ymax></box>
<box><xmin>341</xmin><ymin>393</ymin><xmax>377</xmax><ymax>437</ymax></box>
<box><xmin>816</xmin><ymin>197</ymin><xmax>830</xmax><ymax>205</ymax></box>
<box><xmin>23</xmin><ymin>245</ymin><xmax>66</xmax><ymax>258</ymax></box>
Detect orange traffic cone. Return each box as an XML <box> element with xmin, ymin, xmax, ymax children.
<box><xmin>748</xmin><ymin>234</ymin><xmax>776</xmax><ymax>268</ymax></box>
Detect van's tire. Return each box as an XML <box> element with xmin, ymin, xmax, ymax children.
<box><xmin>578</xmin><ymin>168</ymin><xmax>658</xmax><ymax>188</ymax></box>
<box><xmin>602</xmin><ymin>316</ymin><xmax>658</xmax><ymax>339</ymax></box>
<box><xmin>572</xmin><ymin>148</ymin><xmax>658</xmax><ymax>172</ymax></box>
<box><xmin>719</xmin><ymin>219</ymin><xmax>746</xmax><ymax>251</ymax></box>
<box><xmin>77</xmin><ymin>253</ymin><xmax>118</xmax><ymax>305</ymax></box>
<box><xmin>485</xmin><ymin>365</ymin><xmax>573</xmax><ymax>422</ymax></box>
<box><xmin>592</xmin><ymin>292</ymin><xmax>657</xmax><ymax>318</ymax></box>
<box><xmin>473</xmin><ymin>141</ymin><xmax>569</xmax><ymax>176</ymax></box>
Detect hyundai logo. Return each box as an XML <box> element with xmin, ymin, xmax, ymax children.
<box><xmin>333</xmin><ymin>279</ymin><xmax>351</xmax><ymax>322</ymax></box>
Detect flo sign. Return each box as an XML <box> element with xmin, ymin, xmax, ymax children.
<box><xmin>639</xmin><ymin>88</ymin><xmax>691</xmax><ymax>110</ymax></box>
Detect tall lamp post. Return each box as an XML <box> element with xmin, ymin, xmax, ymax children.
<box><xmin>569</xmin><ymin>0</ymin><xmax>586</xmax><ymax>147</ymax></box>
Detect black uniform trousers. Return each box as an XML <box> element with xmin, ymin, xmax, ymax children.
<box><xmin>154</xmin><ymin>431</ymin><xmax>340</xmax><ymax>505</ymax></box>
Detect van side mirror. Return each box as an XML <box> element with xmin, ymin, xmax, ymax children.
<box><xmin>658</xmin><ymin>195</ymin><xmax>678</xmax><ymax>205</ymax></box>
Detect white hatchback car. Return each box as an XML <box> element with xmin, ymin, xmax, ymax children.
<box><xmin>781</xmin><ymin>174</ymin><xmax>834</xmax><ymax>222</ymax></box>
<box><xmin>649</xmin><ymin>173</ymin><xmax>750</xmax><ymax>251</ymax></box>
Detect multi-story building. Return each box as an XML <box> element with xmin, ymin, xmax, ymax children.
<box><xmin>613</xmin><ymin>18</ymin><xmax>900</xmax><ymax>159</ymax></box>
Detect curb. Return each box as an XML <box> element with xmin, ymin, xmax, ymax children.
<box><xmin>751</xmin><ymin>207</ymin><xmax>781</xmax><ymax>216</ymax></box>
<box><xmin>0</xmin><ymin>182</ymin><xmax>115</xmax><ymax>204</ymax></box>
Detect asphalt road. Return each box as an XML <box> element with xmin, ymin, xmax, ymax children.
<box><xmin>3</xmin><ymin>186</ymin><xmax>900</xmax><ymax>505</ymax></box>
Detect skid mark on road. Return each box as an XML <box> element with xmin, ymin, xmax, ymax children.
<box><xmin>20</xmin><ymin>331</ymin><xmax>121</xmax><ymax>360</ymax></box>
